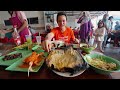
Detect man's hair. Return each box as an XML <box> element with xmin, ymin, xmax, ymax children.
<box><xmin>57</xmin><ymin>12</ymin><xmax>67</xmax><ymax>21</ymax></box>
<box><xmin>109</xmin><ymin>16</ymin><xmax>113</xmax><ymax>20</ymax></box>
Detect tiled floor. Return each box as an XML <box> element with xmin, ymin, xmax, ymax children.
<box><xmin>104</xmin><ymin>47</ymin><xmax>120</xmax><ymax>61</ymax></box>
<box><xmin>103</xmin><ymin>44</ymin><xmax>120</xmax><ymax>61</ymax></box>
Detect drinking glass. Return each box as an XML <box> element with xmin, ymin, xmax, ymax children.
<box><xmin>36</xmin><ymin>36</ymin><xmax>41</xmax><ymax>45</ymax></box>
<box><xmin>25</xmin><ymin>35</ymin><xmax>32</xmax><ymax>43</ymax></box>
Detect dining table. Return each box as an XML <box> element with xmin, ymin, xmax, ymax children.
<box><xmin>0</xmin><ymin>42</ymin><xmax>120</xmax><ymax>79</ymax></box>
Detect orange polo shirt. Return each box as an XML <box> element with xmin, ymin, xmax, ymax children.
<box><xmin>51</xmin><ymin>27</ymin><xmax>75</xmax><ymax>43</ymax></box>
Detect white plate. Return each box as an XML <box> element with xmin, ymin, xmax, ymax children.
<box><xmin>52</xmin><ymin>67</ymin><xmax>88</xmax><ymax>77</ymax></box>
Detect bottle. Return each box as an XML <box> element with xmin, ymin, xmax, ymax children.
<box><xmin>0</xmin><ymin>30</ymin><xmax>5</xmax><ymax>39</ymax></box>
<box><xmin>13</xmin><ymin>25</ymin><xmax>21</xmax><ymax>46</ymax></box>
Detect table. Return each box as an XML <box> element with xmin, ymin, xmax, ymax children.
<box><xmin>0</xmin><ymin>43</ymin><xmax>119</xmax><ymax>79</ymax></box>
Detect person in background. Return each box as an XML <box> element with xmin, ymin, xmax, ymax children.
<box><xmin>0</xmin><ymin>29</ymin><xmax>5</xmax><ymax>38</ymax></box>
<box><xmin>28</xmin><ymin>26</ymin><xmax>36</xmax><ymax>34</ymax></box>
<box><xmin>112</xmin><ymin>21</ymin><xmax>120</xmax><ymax>47</ymax></box>
<box><xmin>46</xmin><ymin>24</ymin><xmax>52</xmax><ymax>33</ymax></box>
<box><xmin>8</xmin><ymin>11</ymin><xmax>31</xmax><ymax>44</ymax></box>
<box><xmin>106</xmin><ymin>16</ymin><xmax>114</xmax><ymax>45</ymax></box>
<box><xmin>93</xmin><ymin>20</ymin><xmax>106</xmax><ymax>53</ymax></box>
<box><xmin>88</xmin><ymin>24</ymin><xmax>94</xmax><ymax>42</ymax></box>
<box><xmin>77</xmin><ymin>27</ymin><xmax>80</xmax><ymax>31</ymax></box>
<box><xmin>42</xmin><ymin>12</ymin><xmax>79</xmax><ymax>52</ymax></box>
<box><xmin>88</xmin><ymin>24</ymin><xmax>94</xmax><ymax>46</ymax></box>
<box><xmin>73</xmin><ymin>27</ymin><xmax>77</xmax><ymax>30</ymax></box>
<box><xmin>115</xmin><ymin>21</ymin><xmax>120</xmax><ymax>30</ymax></box>
<box><xmin>0</xmin><ymin>28</ymin><xmax>14</xmax><ymax>43</ymax></box>
<box><xmin>77</xmin><ymin>11</ymin><xmax>93</xmax><ymax>43</ymax></box>
<box><xmin>108</xmin><ymin>16</ymin><xmax>113</xmax><ymax>31</ymax></box>
<box><xmin>74</xmin><ymin>27</ymin><xmax>80</xmax><ymax>39</ymax></box>
<box><xmin>102</xmin><ymin>14</ymin><xmax>113</xmax><ymax>48</ymax></box>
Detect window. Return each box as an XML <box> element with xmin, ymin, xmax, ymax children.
<box><xmin>27</xmin><ymin>18</ymin><xmax>30</xmax><ymax>24</ymax></box>
<box><xmin>4</xmin><ymin>17</ymin><xmax>39</xmax><ymax>26</ymax></box>
<box><xmin>28</xmin><ymin>17</ymin><xmax>39</xmax><ymax>24</ymax></box>
<box><xmin>4</xmin><ymin>20</ymin><xmax>12</xmax><ymax>26</ymax></box>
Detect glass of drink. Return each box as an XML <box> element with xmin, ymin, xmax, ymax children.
<box><xmin>36</xmin><ymin>36</ymin><xmax>41</xmax><ymax>45</ymax></box>
<box><xmin>25</xmin><ymin>35</ymin><xmax>32</xmax><ymax>43</ymax></box>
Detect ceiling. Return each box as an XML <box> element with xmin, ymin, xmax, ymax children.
<box><xmin>45</xmin><ymin>11</ymin><xmax>108</xmax><ymax>19</ymax></box>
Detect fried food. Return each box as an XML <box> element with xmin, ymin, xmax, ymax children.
<box><xmin>46</xmin><ymin>47</ymin><xmax>83</xmax><ymax>72</ymax></box>
<box><xmin>23</xmin><ymin>52</ymin><xmax>44</xmax><ymax>66</ymax></box>
<box><xmin>19</xmin><ymin>52</ymin><xmax>44</xmax><ymax>72</ymax></box>
<box><xmin>3</xmin><ymin>53</ymin><xmax>22</xmax><ymax>61</ymax></box>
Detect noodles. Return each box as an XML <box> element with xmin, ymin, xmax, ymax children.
<box><xmin>86</xmin><ymin>56</ymin><xmax>117</xmax><ymax>71</ymax></box>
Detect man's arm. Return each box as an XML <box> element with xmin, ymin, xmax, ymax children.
<box><xmin>45</xmin><ymin>32</ymin><xmax>54</xmax><ymax>41</ymax></box>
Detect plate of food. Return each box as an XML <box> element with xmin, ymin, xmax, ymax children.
<box><xmin>80</xmin><ymin>43</ymin><xmax>96</xmax><ymax>54</ymax></box>
<box><xmin>32</xmin><ymin>45</ymin><xmax>45</xmax><ymax>53</ymax></box>
<box><xmin>5</xmin><ymin>51</ymin><xmax>47</xmax><ymax>77</ymax></box>
<box><xmin>72</xmin><ymin>44</ymin><xmax>80</xmax><ymax>49</ymax></box>
<box><xmin>83</xmin><ymin>53</ymin><xmax>120</xmax><ymax>74</ymax></box>
<box><xmin>46</xmin><ymin>46</ymin><xmax>88</xmax><ymax>77</ymax></box>
<box><xmin>0</xmin><ymin>50</ymin><xmax>32</xmax><ymax>66</ymax></box>
<box><xmin>13</xmin><ymin>42</ymin><xmax>38</xmax><ymax>50</ymax></box>
<box><xmin>13</xmin><ymin>42</ymin><xmax>32</xmax><ymax>50</ymax></box>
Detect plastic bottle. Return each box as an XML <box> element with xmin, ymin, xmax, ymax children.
<box><xmin>13</xmin><ymin>25</ymin><xmax>21</xmax><ymax>46</ymax></box>
<box><xmin>0</xmin><ymin>30</ymin><xmax>5</xmax><ymax>39</ymax></box>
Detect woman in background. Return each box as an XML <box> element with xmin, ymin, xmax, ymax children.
<box><xmin>77</xmin><ymin>11</ymin><xmax>93</xmax><ymax>43</ymax></box>
<box><xmin>8</xmin><ymin>11</ymin><xmax>31</xmax><ymax>44</ymax></box>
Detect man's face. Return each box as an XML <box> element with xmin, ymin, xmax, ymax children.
<box><xmin>57</xmin><ymin>15</ymin><xmax>67</xmax><ymax>28</ymax></box>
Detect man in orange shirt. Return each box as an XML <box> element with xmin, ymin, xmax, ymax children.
<box><xmin>42</xmin><ymin>12</ymin><xmax>79</xmax><ymax>52</ymax></box>
<box><xmin>51</xmin><ymin>27</ymin><xmax>75</xmax><ymax>43</ymax></box>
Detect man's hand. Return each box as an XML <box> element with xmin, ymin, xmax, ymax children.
<box><xmin>74</xmin><ymin>38</ymin><xmax>80</xmax><ymax>44</ymax></box>
<box><xmin>12</xmin><ymin>31</ymin><xmax>19</xmax><ymax>38</ymax></box>
<box><xmin>41</xmin><ymin>40</ymin><xmax>52</xmax><ymax>52</ymax></box>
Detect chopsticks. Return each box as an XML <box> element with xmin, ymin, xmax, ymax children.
<box><xmin>28</xmin><ymin>62</ymin><xmax>33</xmax><ymax>77</ymax></box>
